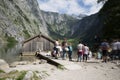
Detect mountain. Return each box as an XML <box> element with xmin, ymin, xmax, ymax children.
<box><xmin>41</xmin><ymin>10</ymin><xmax>80</xmax><ymax>39</ymax></box>
<box><xmin>0</xmin><ymin>0</ymin><xmax>107</xmax><ymax>48</ymax></box>
<box><xmin>98</xmin><ymin>0</ymin><xmax>120</xmax><ymax>40</ymax></box>
<box><xmin>0</xmin><ymin>0</ymin><xmax>48</xmax><ymax>43</ymax></box>
<box><xmin>71</xmin><ymin>14</ymin><xmax>87</xmax><ymax>19</ymax></box>
<box><xmin>41</xmin><ymin>10</ymin><xmax>102</xmax><ymax>41</ymax></box>
<box><xmin>0</xmin><ymin>0</ymin><xmax>86</xmax><ymax>44</ymax></box>
<box><xmin>72</xmin><ymin>13</ymin><xmax>103</xmax><ymax>42</ymax></box>
<box><xmin>42</xmin><ymin>10</ymin><xmax>104</xmax><ymax>41</ymax></box>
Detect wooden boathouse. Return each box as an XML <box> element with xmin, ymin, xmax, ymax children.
<box><xmin>22</xmin><ymin>34</ymin><xmax>55</xmax><ymax>55</ymax></box>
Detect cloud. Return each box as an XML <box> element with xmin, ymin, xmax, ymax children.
<box><xmin>37</xmin><ymin>0</ymin><xmax>104</xmax><ymax>15</ymax></box>
<box><xmin>81</xmin><ymin>0</ymin><xmax>103</xmax><ymax>15</ymax></box>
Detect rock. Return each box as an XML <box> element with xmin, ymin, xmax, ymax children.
<box><xmin>23</xmin><ymin>71</ymin><xmax>34</xmax><ymax>80</ymax></box>
<box><xmin>5</xmin><ymin>78</ymin><xmax>13</xmax><ymax>80</ymax></box>
<box><xmin>38</xmin><ymin>71</ymin><xmax>49</xmax><ymax>79</ymax></box>
<box><xmin>9</xmin><ymin>62</ymin><xmax>17</xmax><ymax>68</ymax></box>
<box><xmin>111</xmin><ymin>66</ymin><xmax>118</xmax><ymax>69</ymax></box>
<box><xmin>9</xmin><ymin>61</ymin><xmax>29</xmax><ymax>67</ymax></box>
<box><xmin>0</xmin><ymin>0</ymin><xmax>49</xmax><ymax>42</ymax></box>
<box><xmin>39</xmin><ymin>59</ymin><xmax>47</xmax><ymax>64</ymax></box>
<box><xmin>94</xmin><ymin>66</ymin><xmax>98</xmax><ymax>69</ymax></box>
<box><xmin>18</xmin><ymin>61</ymin><xmax>29</xmax><ymax>65</ymax></box>
<box><xmin>33</xmin><ymin>60</ymin><xmax>41</xmax><ymax>65</ymax></box>
<box><xmin>117</xmin><ymin>64</ymin><xmax>120</xmax><ymax>68</ymax></box>
<box><xmin>0</xmin><ymin>59</ymin><xmax>9</xmax><ymax>71</ymax></box>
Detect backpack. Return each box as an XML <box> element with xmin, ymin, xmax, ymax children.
<box><xmin>68</xmin><ymin>46</ymin><xmax>72</xmax><ymax>52</ymax></box>
<box><xmin>101</xmin><ymin>42</ymin><xmax>108</xmax><ymax>50</ymax></box>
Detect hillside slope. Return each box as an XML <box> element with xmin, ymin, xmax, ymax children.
<box><xmin>0</xmin><ymin>0</ymin><xmax>48</xmax><ymax>43</ymax></box>
<box><xmin>99</xmin><ymin>0</ymin><xmax>120</xmax><ymax>39</ymax></box>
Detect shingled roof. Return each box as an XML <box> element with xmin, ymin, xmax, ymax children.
<box><xmin>23</xmin><ymin>34</ymin><xmax>55</xmax><ymax>44</ymax></box>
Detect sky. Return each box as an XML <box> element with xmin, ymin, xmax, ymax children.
<box><xmin>37</xmin><ymin>0</ymin><xmax>104</xmax><ymax>16</ymax></box>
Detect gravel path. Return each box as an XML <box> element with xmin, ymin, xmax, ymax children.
<box><xmin>7</xmin><ymin>58</ymin><xmax>120</xmax><ymax>80</ymax></box>
<box><xmin>45</xmin><ymin>60</ymin><xmax>120</xmax><ymax>80</ymax></box>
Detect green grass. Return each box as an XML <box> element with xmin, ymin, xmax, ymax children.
<box><xmin>57</xmin><ymin>65</ymin><xmax>66</xmax><ymax>70</ymax></box>
<box><xmin>0</xmin><ymin>78</ymin><xmax>6</xmax><ymax>80</ymax></box>
<box><xmin>33</xmin><ymin>72</ymin><xmax>40</xmax><ymax>80</ymax></box>
<box><xmin>0</xmin><ymin>70</ymin><xmax>20</xmax><ymax>80</ymax></box>
<box><xmin>8</xmin><ymin>70</ymin><xmax>19</xmax><ymax>74</ymax></box>
<box><xmin>16</xmin><ymin>71</ymin><xmax>27</xmax><ymax>80</ymax></box>
<box><xmin>42</xmin><ymin>71</ymin><xmax>49</xmax><ymax>76</ymax></box>
<box><xmin>0</xmin><ymin>70</ymin><xmax>5</xmax><ymax>73</ymax></box>
<box><xmin>66</xmin><ymin>38</ymin><xmax>80</xmax><ymax>50</ymax></box>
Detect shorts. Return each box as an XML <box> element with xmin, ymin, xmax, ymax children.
<box><xmin>102</xmin><ymin>50</ymin><xmax>108</xmax><ymax>56</ymax></box>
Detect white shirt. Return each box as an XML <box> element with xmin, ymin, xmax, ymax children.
<box><xmin>77</xmin><ymin>43</ymin><xmax>84</xmax><ymax>52</ymax></box>
<box><xmin>84</xmin><ymin>46</ymin><xmax>89</xmax><ymax>54</ymax></box>
<box><xmin>55</xmin><ymin>41</ymin><xmax>59</xmax><ymax>46</ymax></box>
<box><xmin>111</xmin><ymin>42</ymin><xmax>118</xmax><ymax>50</ymax></box>
<box><xmin>57</xmin><ymin>46</ymin><xmax>63</xmax><ymax>51</ymax></box>
<box><xmin>116</xmin><ymin>41</ymin><xmax>120</xmax><ymax>50</ymax></box>
<box><xmin>88</xmin><ymin>51</ymin><xmax>92</xmax><ymax>58</ymax></box>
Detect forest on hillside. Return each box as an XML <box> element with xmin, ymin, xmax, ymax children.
<box><xmin>98</xmin><ymin>0</ymin><xmax>120</xmax><ymax>40</ymax></box>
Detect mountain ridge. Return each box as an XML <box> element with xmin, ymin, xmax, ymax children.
<box><xmin>0</xmin><ymin>0</ymin><xmax>105</xmax><ymax>46</ymax></box>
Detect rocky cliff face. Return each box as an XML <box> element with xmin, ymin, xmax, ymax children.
<box><xmin>41</xmin><ymin>11</ymin><xmax>80</xmax><ymax>38</ymax></box>
<box><xmin>99</xmin><ymin>0</ymin><xmax>120</xmax><ymax>39</ymax></box>
<box><xmin>72</xmin><ymin>13</ymin><xmax>103</xmax><ymax>42</ymax></box>
<box><xmin>0</xmin><ymin>0</ymin><xmax>103</xmax><ymax>45</ymax></box>
<box><xmin>0</xmin><ymin>0</ymin><xmax>48</xmax><ymax>43</ymax></box>
<box><xmin>42</xmin><ymin>10</ymin><xmax>103</xmax><ymax>42</ymax></box>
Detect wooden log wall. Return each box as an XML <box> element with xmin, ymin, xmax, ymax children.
<box><xmin>22</xmin><ymin>36</ymin><xmax>54</xmax><ymax>53</ymax></box>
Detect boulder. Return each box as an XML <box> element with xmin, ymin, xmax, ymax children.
<box><xmin>0</xmin><ymin>59</ymin><xmax>9</xmax><ymax>71</ymax></box>
<box><xmin>23</xmin><ymin>71</ymin><xmax>34</xmax><ymax>80</ymax></box>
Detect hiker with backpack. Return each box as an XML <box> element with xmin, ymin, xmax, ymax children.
<box><xmin>77</xmin><ymin>41</ymin><xmax>84</xmax><ymax>62</ymax></box>
<box><xmin>83</xmin><ymin>44</ymin><xmax>89</xmax><ymax>62</ymax></box>
<box><xmin>62</xmin><ymin>38</ymin><xmax>68</xmax><ymax>60</ymax></box>
<box><xmin>68</xmin><ymin>43</ymin><xmax>73</xmax><ymax>61</ymax></box>
<box><xmin>100</xmin><ymin>39</ymin><xmax>110</xmax><ymax>63</ymax></box>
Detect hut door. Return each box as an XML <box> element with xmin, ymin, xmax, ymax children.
<box><xmin>36</xmin><ymin>42</ymin><xmax>43</xmax><ymax>51</ymax></box>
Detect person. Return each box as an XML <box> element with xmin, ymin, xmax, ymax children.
<box><xmin>53</xmin><ymin>39</ymin><xmax>60</xmax><ymax>59</ymax></box>
<box><xmin>55</xmin><ymin>39</ymin><xmax>59</xmax><ymax>53</ymax></box>
<box><xmin>100</xmin><ymin>39</ymin><xmax>109</xmax><ymax>63</ymax></box>
<box><xmin>117</xmin><ymin>39</ymin><xmax>120</xmax><ymax>60</ymax></box>
<box><xmin>61</xmin><ymin>38</ymin><xmax>68</xmax><ymax>60</ymax></box>
<box><xmin>115</xmin><ymin>39</ymin><xmax>120</xmax><ymax>59</ymax></box>
<box><xmin>97</xmin><ymin>49</ymin><xmax>102</xmax><ymax>59</ymax></box>
<box><xmin>88</xmin><ymin>50</ymin><xmax>92</xmax><ymax>60</ymax></box>
<box><xmin>68</xmin><ymin>43</ymin><xmax>73</xmax><ymax>61</ymax></box>
<box><xmin>35</xmin><ymin>49</ymin><xmax>41</xmax><ymax>56</ymax></box>
<box><xmin>83</xmin><ymin>44</ymin><xmax>89</xmax><ymax>62</ymax></box>
<box><xmin>94</xmin><ymin>35</ymin><xmax>100</xmax><ymax>43</ymax></box>
<box><xmin>57</xmin><ymin>44</ymin><xmax>63</xmax><ymax>58</ymax></box>
<box><xmin>77</xmin><ymin>41</ymin><xmax>84</xmax><ymax>62</ymax></box>
<box><xmin>110</xmin><ymin>39</ymin><xmax>118</xmax><ymax>60</ymax></box>
<box><xmin>51</xmin><ymin>47</ymin><xmax>57</xmax><ymax>58</ymax></box>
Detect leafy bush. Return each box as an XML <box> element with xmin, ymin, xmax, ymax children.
<box><xmin>23</xmin><ymin>30</ymin><xmax>31</xmax><ymax>39</ymax></box>
<box><xmin>6</xmin><ymin>36</ymin><xmax>18</xmax><ymax>48</ymax></box>
<box><xmin>16</xmin><ymin>71</ymin><xmax>27</xmax><ymax>80</ymax></box>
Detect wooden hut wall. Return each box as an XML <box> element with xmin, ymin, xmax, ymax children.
<box><xmin>41</xmin><ymin>37</ymin><xmax>53</xmax><ymax>51</ymax></box>
<box><xmin>37</xmin><ymin>37</ymin><xmax>44</xmax><ymax>51</ymax></box>
<box><xmin>50</xmin><ymin>42</ymin><xmax>54</xmax><ymax>50</ymax></box>
<box><xmin>23</xmin><ymin>41</ymin><xmax>32</xmax><ymax>52</ymax></box>
<box><xmin>23</xmin><ymin>37</ymin><xmax>39</xmax><ymax>52</ymax></box>
<box><xmin>31</xmin><ymin>37</ymin><xmax>38</xmax><ymax>52</ymax></box>
<box><xmin>22</xmin><ymin>36</ymin><xmax>54</xmax><ymax>52</ymax></box>
<box><xmin>38</xmin><ymin>36</ymin><xmax>54</xmax><ymax>51</ymax></box>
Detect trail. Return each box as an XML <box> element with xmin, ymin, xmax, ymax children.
<box><xmin>45</xmin><ymin>59</ymin><xmax>120</xmax><ymax>80</ymax></box>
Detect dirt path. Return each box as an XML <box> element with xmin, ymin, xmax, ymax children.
<box><xmin>45</xmin><ymin>60</ymin><xmax>120</xmax><ymax>80</ymax></box>
<box><xmin>6</xmin><ymin>58</ymin><xmax>120</xmax><ymax>80</ymax></box>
